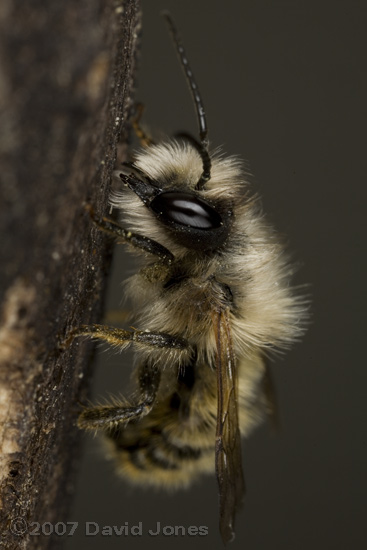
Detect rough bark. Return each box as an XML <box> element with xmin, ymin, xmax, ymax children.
<box><xmin>0</xmin><ymin>0</ymin><xmax>140</xmax><ymax>547</ymax></box>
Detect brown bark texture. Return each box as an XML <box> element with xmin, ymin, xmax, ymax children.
<box><xmin>0</xmin><ymin>0</ymin><xmax>140</xmax><ymax>547</ymax></box>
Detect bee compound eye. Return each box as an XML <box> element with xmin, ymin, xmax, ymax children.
<box><xmin>150</xmin><ymin>192</ymin><xmax>222</xmax><ymax>230</ymax></box>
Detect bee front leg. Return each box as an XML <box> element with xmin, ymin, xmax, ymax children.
<box><xmin>132</xmin><ymin>102</ymin><xmax>154</xmax><ymax>147</ymax></box>
<box><xmin>85</xmin><ymin>204</ymin><xmax>174</xmax><ymax>264</ymax></box>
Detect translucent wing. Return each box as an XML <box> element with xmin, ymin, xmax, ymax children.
<box><xmin>214</xmin><ymin>308</ymin><xmax>245</xmax><ymax>544</ymax></box>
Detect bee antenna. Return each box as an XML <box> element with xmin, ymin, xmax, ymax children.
<box><xmin>162</xmin><ymin>11</ymin><xmax>211</xmax><ymax>190</ymax></box>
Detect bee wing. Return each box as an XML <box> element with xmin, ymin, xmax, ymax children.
<box><xmin>214</xmin><ymin>308</ymin><xmax>245</xmax><ymax>545</ymax></box>
<box><xmin>262</xmin><ymin>360</ymin><xmax>280</xmax><ymax>432</ymax></box>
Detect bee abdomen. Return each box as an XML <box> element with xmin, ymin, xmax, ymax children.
<box><xmin>107</xmin><ymin>426</ymin><xmax>214</xmax><ymax>489</ymax></box>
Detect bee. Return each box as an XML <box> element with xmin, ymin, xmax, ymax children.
<box><xmin>69</xmin><ymin>13</ymin><xmax>307</xmax><ymax>544</ymax></box>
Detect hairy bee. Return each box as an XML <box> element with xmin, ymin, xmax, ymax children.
<box><xmin>71</xmin><ymin>13</ymin><xmax>306</xmax><ymax>545</ymax></box>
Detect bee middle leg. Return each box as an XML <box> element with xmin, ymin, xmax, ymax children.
<box><xmin>63</xmin><ymin>324</ymin><xmax>189</xmax><ymax>430</ymax></box>
<box><xmin>63</xmin><ymin>324</ymin><xmax>188</xmax><ymax>352</ymax></box>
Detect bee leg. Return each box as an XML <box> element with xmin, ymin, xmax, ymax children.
<box><xmin>78</xmin><ymin>362</ymin><xmax>161</xmax><ymax>431</ymax></box>
<box><xmin>62</xmin><ymin>324</ymin><xmax>188</xmax><ymax>352</ymax></box>
<box><xmin>85</xmin><ymin>204</ymin><xmax>174</xmax><ymax>264</ymax></box>
<box><xmin>132</xmin><ymin>102</ymin><xmax>155</xmax><ymax>147</ymax></box>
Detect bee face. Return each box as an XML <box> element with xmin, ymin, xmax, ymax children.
<box><xmin>123</xmin><ymin>163</ymin><xmax>232</xmax><ymax>251</ymax></box>
<box><xmin>112</xmin><ymin>141</ymin><xmax>243</xmax><ymax>257</ymax></box>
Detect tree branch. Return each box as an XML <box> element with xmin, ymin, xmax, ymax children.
<box><xmin>0</xmin><ymin>1</ymin><xmax>140</xmax><ymax>547</ymax></box>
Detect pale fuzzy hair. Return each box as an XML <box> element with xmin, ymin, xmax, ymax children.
<box><xmin>103</xmin><ymin>352</ymin><xmax>267</xmax><ymax>490</ymax></box>
<box><xmin>111</xmin><ymin>141</ymin><xmax>307</xmax><ymax>363</ymax></box>
<box><xmin>101</xmin><ymin>139</ymin><xmax>308</xmax><ymax>491</ymax></box>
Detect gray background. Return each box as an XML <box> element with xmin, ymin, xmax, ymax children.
<box><xmin>67</xmin><ymin>1</ymin><xmax>366</xmax><ymax>548</ymax></box>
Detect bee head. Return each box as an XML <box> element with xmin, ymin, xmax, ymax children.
<box><xmin>112</xmin><ymin>14</ymin><xmax>242</xmax><ymax>254</ymax></box>
<box><xmin>118</xmin><ymin>158</ymin><xmax>233</xmax><ymax>252</ymax></box>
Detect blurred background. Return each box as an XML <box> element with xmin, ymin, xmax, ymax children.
<box><xmin>67</xmin><ymin>1</ymin><xmax>367</xmax><ymax>548</ymax></box>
